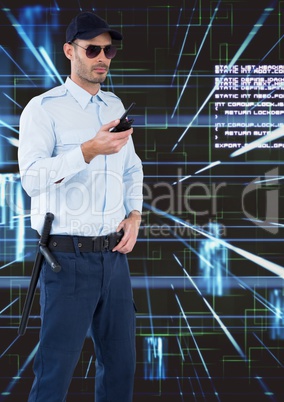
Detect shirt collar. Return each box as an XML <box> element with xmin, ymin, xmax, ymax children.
<box><xmin>64</xmin><ymin>77</ymin><xmax>108</xmax><ymax>109</ymax></box>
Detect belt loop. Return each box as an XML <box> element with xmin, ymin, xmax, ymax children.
<box><xmin>72</xmin><ymin>236</ymin><xmax>81</xmax><ymax>256</ymax></box>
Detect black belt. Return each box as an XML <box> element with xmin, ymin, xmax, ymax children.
<box><xmin>47</xmin><ymin>231</ymin><xmax>123</xmax><ymax>253</ymax></box>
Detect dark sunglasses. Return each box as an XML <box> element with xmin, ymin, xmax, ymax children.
<box><xmin>70</xmin><ymin>41</ymin><xmax>117</xmax><ymax>59</ymax></box>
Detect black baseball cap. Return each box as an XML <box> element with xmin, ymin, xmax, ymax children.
<box><xmin>66</xmin><ymin>11</ymin><xmax>123</xmax><ymax>43</ymax></box>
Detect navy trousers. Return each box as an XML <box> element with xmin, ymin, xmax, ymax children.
<box><xmin>28</xmin><ymin>245</ymin><xmax>136</xmax><ymax>402</ymax></box>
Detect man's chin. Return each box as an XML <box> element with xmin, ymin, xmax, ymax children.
<box><xmin>88</xmin><ymin>77</ymin><xmax>106</xmax><ymax>85</ymax></box>
<box><xmin>92</xmin><ymin>74</ymin><xmax>107</xmax><ymax>84</ymax></box>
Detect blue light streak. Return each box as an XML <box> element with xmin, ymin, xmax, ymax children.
<box><xmin>189</xmin><ymin>220</ymin><xmax>284</xmax><ymax>278</ymax></box>
<box><xmin>1</xmin><ymin>343</ymin><xmax>39</xmax><ymax>396</ymax></box>
<box><xmin>0</xmin><ymin>45</ymin><xmax>36</xmax><ymax>86</ymax></box>
<box><xmin>171</xmin><ymin>3</ymin><xmax>276</xmax><ymax>151</ymax></box>
<box><xmin>53</xmin><ymin>0</ymin><xmax>60</xmax><ymax>11</ymax></box>
<box><xmin>172</xmin><ymin>174</ymin><xmax>192</xmax><ymax>185</ymax></box>
<box><xmin>171</xmin><ymin>1</ymin><xmax>222</xmax><ymax>118</ymax></box>
<box><xmin>173</xmin><ymin>290</ymin><xmax>212</xmax><ymax>377</ymax></box>
<box><xmin>0</xmin><ymin>134</ymin><xmax>19</xmax><ymax>147</ymax></box>
<box><xmin>171</xmin><ymin>0</ymin><xmax>199</xmax><ymax>85</ymax></box>
<box><xmin>0</xmin><ymin>335</ymin><xmax>20</xmax><ymax>360</ymax></box>
<box><xmin>254</xmin><ymin>175</ymin><xmax>284</xmax><ymax>185</ymax></box>
<box><xmin>176</xmin><ymin>375</ymin><xmax>185</xmax><ymax>400</ymax></box>
<box><xmin>168</xmin><ymin>226</ymin><xmax>214</xmax><ymax>269</ymax></box>
<box><xmin>175</xmin><ymin>256</ymin><xmax>246</xmax><ymax>360</ymax></box>
<box><xmin>0</xmin><ymin>298</ymin><xmax>19</xmax><ymax>315</ymax></box>
<box><xmin>173</xmin><ymin>160</ymin><xmax>284</xmax><ymax>185</ymax></box>
<box><xmin>187</xmin><ymin>375</ymin><xmax>199</xmax><ymax>401</ymax></box>
<box><xmin>255</xmin><ymin>376</ymin><xmax>274</xmax><ymax>398</ymax></box>
<box><xmin>84</xmin><ymin>355</ymin><xmax>93</xmax><ymax>378</ymax></box>
<box><xmin>3</xmin><ymin>93</ymin><xmax>23</xmax><ymax>109</ymax></box>
<box><xmin>144</xmin><ymin>263</ymin><xmax>156</xmax><ymax>343</ymax></box>
<box><xmin>253</xmin><ymin>333</ymin><xmax>284</xmax><ymax>367</ymax></box>
<box><xmin>173</xmin><ymin>287</ymin><xmax>221</xmax><ymax>400</ymax></box>
<box><xmin>0</xmin><ymin>120</ymin><xmax>19</xmax><ymax>135</ymax></box>
<box><xmin>0</xmin><ymin>260</ymin><xmax>20</xmax><ymax>271</ymax></box>
<box><xmin>4</xmin><ymin>9</ymin><xmax>56</xmax><ymax>83</ymax></box>
<box><xmin>255</xmin><ymin>34</ymin><xmax>284</xmax><ymax>67</ymax></box>
<box><xmin>143</xmin><ymin>202</ymin><xmax>284</xmax><ymax>279</ymax></box>
<box><xmin>176</xmin><ymin>335</ymin><xmax>185</xmax><ymax>361</ymax></box>
<box><xmin>231</xmin><ymin>274</ymin><xmax>281</xmax><ymax>318</ymax></box>
<box><xmin>194</xmin><ymin>160</ymin><xmax>221</xmax><ymax>175</ymax></box>
<box><xmin>38</xmin><ymin>47</ymin><xmax>64</xmax><ymax>84</ymax></box>
<box><xmin>171</xmin><ymin>8</ymin><xmax>183</xmax><ymax>48</ymax></box>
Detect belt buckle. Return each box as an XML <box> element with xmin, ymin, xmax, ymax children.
<box><xmin>102</xmin><ymin>236</ymin><xmax>109</xmax><ymax>251</ymax></box>
<box><xmin>92</xmin><ymin>235</ymin><xmax>110</xmax><ymax>252</ymax></box>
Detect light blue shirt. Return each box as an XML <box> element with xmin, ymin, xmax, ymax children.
<box><xmin>18</xmin><ymin>77</ymin><xmax>143</xmax><ymax>236</ymax></box>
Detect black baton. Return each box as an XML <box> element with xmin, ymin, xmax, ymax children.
<box><xmin>18</xmin><ymin>212</ymin><xmax>61</xmax><ymax>336</ymax></box>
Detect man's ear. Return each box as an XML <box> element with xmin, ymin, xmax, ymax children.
<box><xmin>63</xmin><ymin>42</ymin><xmax>73</xmax><ymax>60</ymax></box>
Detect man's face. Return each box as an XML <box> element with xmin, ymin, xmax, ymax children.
<box><xmin>71</xmin><ymin>32</ymin><xmax>112</xmax><ymax>86</ymax></box>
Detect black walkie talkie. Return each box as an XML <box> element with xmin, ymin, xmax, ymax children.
<box><xmin>110</xmin><ymin>102</ymin><xmax>136</xmax><ymax>132</ymax></box>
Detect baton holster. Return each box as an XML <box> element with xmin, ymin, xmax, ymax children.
<box><xmin>18</xmin><ymin>212</ymin><xmax>61</xmax><ymax>336</ymax></box>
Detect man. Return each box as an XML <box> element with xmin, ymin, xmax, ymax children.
<box><xmin>18</xmin><ymin>11</ymin><xmax>143</xmax><ymax>402</ymax></box>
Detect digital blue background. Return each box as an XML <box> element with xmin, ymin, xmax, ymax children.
<box><xmin>0</xmin><ymin>1</ymin><xmax>284</xmax><ymax>401</ymax></box>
